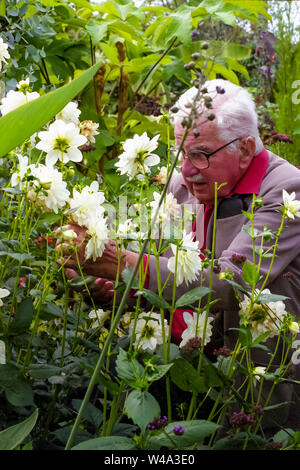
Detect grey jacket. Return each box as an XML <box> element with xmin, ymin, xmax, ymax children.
<box><xmin>147</xmin><ymin>150</ymin><xmax>300</xmax><ymax>430</ymax></box>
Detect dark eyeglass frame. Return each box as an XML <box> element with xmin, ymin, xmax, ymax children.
<box><xmin>177</xmin><ymin>137</ymin><xmax>241</xmax><ymax>169</ymax></box>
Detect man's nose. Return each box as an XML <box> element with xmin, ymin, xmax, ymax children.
<box><xmin>181</xmin><ymin>158</ymin><xmax>200</xmax><ymax>177</ymax></box>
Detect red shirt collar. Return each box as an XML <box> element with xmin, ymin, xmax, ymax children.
<box><xmin>181</xmin><ymin>148</ymin><xmax>269</xmax><ymax>195</ymax></box>
<box><xmin>232</xmin><ymin>148</ymin><xmax>269</xmax><ymax>195</ymax></box>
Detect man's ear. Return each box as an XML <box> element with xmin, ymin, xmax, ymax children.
<box><xmin>239</xmin><ymin>137</ymin><xmax>256</xmax><ymax>169</ymax></box>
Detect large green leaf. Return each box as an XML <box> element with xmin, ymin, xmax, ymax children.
<box><xmin>71</xmin><ymin>436</ymin><xmax>137</xmax><ymax>450</ymax></box>
<box><xmin>0</xmin><ymin>61</ymin><xmax>102</xmax><ymax>158</ymax></box>
<box><xmin>175</xmin><ymin>287</ymin><xmax>211</xmax><ymax>308</ymax></box>
<box><xmin>0</xmin><ymin>408</ymin><xmax>38</xmax><ymax>450</ymax></box>
<box><xmin>124</xmin><ymin>390</ymin><xmax>160</xmax><ymax>432</ymax></box>
<box><xmin>136</xmin><ymin>289</ymin><xmax>171</xmax><ymax>310</ymax></box>
<box><xmin>170</xmin><ymin>358</ymin><xmax>207</xmax><ymax>393</ymax></box>
<box><xmin>8</xmin><ymin>297</ymin><xmax>34</xmax><ymax>334</ymax></box>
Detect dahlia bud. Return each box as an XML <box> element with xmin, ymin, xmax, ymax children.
<box><xmin>191</xmin><ymin>30</ymin><xmax>201</xmax><ymax>41</ymax></box>
<box><xmin>216</xmin><ymin>86</ymin><xmax>225</xmax><ymax>94</ymax></box>
<box><xmin>191</xmin><ymin>52</ymin><xmax>202</xmax><ymax>61</ymax></box>
<box><xmin>184</xmin><ymin>61</ymin><xmax>196</xmax><ymax>71</ymax></box>
<box><xmin>289</xmin><ymin>321</ymin><xmax>300</xmax><ymax>335</ymax></box>
<box><xmin>170</xmin><ymin>106</ymin><xmax>179</xmax><ymax>113</ymax></box>
<box><xmin>62</xmin><ymin>229</ymin><xmax>77</xmax><ymax>242</ymax></box>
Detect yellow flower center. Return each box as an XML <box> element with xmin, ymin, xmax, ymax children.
<box><xmin>54</xmin><ymin>137</ymin><xmax>70</xmax><ymax>153</ymax></box>
<box><xmin>250</xmin><ymin>305</ymin><xmax>267</xmax><ymax>322</ymax></box>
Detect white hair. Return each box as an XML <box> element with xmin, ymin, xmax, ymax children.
<box><xmin>173</xmin><ymin>79</ymin><xmax>263</xmax><ymax>155</ymax></box>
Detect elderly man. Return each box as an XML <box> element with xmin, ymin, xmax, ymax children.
<box><xmin>58</xmin><ymin>79</ymin><xmax>300</xmax><ymax>431</ymax></box>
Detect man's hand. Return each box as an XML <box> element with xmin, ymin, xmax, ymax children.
<box><xmin>65</xmin><ymin>268</ymin><xmax>114</xmax><ymax>304</ymax></box>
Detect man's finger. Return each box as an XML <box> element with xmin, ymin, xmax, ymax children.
<box><xmin>65</xmin><ymin>268</ymin><xmax>80</xmax><ymax>280</ymax></box>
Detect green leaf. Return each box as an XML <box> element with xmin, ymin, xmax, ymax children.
<box><xmin>0</xmin><ymin>252</ymin><xmax>34</xmax><ymax>263</ymax></box>
<box><xmin>124</xmin><ymin>390</ymin><xmax>160</xmax><ymax>432</ymax></box>
<box><xmin>71</xmin><ymin>436</ymin><xmax>137</xmax><ymax>450</ymax></box>
<box><xmin>28</xmin><ymin>364</ymin><xmax>62</xmax><ymax>379</ymax></box>
<box><xmin>175</xmin><ymin>287</ymin><xmax>211</xmax><ymax>308</ymax></box>
<box><xmin>223</xmin><ymin>279</ymin><xmax>250</xmax><ymax>296</ymax></box>
<box><xmin>8</xmin><ymin>298</ymin><xmax>34</xmax><ymax>334</ymax></box>
<box><xmin>214</xmin><ymin>10</ymin><xmax>236</xmax><ymax>26</ymax></box>
<box><xmin>146</xmin><ymin>363</ymin><xmax>173</xmax><ymax>384</ymax></box>
<box><xmin>121</xmin><ymin>263</ymin><xmax>139</xmax><ymax>289</ymax></box>
<box><xmin>170</xmin><ymin>358</ymin><xmax>207</xmax><ymax>393</ymax></box>
<box><xmin>0</xmin><ymin>408</ymin><xmax>38</xmax><ymax>450</ymax></box>
<box><xmin>256</xmin><ymin>293</ymin><xmax>289</xmax><ymax>304</ymax></box>
<box><xmin>136</xmin><ymin>289</ymin><xmax>171</xmax><ymax>309</ymax></box>
<box><xmin>72</xmin><ymin>399</ymin><xmax>103</xmax><ymax>428</ymax></box>
<box><xmin>0</xmin><ymin>0</ymin><xmax>6</xmax><ymax>16</ymax></box>
<box><xmin>0</xmin><ymin>364</ymin><xmax>35</xmax><ymax>407</ymax></box>
<box><xmin>0</xmin><ymin>61</ymin><xmax>103</xmax><ymax>158</ymax></box>
<box><xmin>242</xmin><ymin>261</ymin><xmax>260</xmax><ymax>286</ymax></box>
<box><xmin>273</xmin><ymin>428</ymin><xmax>294</xmax><ymax>447</ymax></box>
<box><xmin>115</xmin><ymin>348</ymin><xmax>145</xmax><ymax>388</ymax></box>
<box><xmin>149</xmin><ymin>420</ymin><xmax>220</xmax><ymax>450</ymax></box>
<box><xmin>86</xmin><ymin>20</ymin><xmax>107</xmax><ymax>45</ymax></box>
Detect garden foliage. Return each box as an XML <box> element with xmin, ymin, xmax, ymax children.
<box><xmin>0</xmin><ymin>0</ymin><xmax>299</xmax><ymax>451</ymax></box>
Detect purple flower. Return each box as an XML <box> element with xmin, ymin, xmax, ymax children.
<box><xmin>172</xmin><ymin>424</ymin><xmax>185</xmax><ymax>436</ymax></box>
<box><xmin>259</xmin><ymin>30</ymin><xmax>268</xmax><ymax>39</ymax></box>
<box><xmin>147</xmin><ymin>416</ymin><xmax>168</xmax><ymax>431</ymax></box>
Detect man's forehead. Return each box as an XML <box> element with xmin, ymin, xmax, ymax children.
<box><xmin>174</xmin><ymin>120</ymin><xmax>217</xmax><ymax>144</ymax></box>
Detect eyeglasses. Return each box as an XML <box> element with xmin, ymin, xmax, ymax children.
<box><xmin>173</xmin><ymin>137</ymin><xmax>240</xmax><ymax>169</ymax></box>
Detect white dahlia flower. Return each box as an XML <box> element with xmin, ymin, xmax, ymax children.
<box><xmin>68</xmin><ymin>181</ymin><xmax>105</xmax><ymax>227</ymax></box>
<box><xmin>26</xmin><ymin>164</ymin><xmax>70</xmax><ymax>213</ymax></box>
<box><xmin>0</xmin><ymin>37</ymin><xmax>10</xmax><ymax>71</ymax></box>
<box><xmin>85</xmin><ymin>217</ymin><xmax>109</xmax><ymax>261</ymax></box>
<box><xmin>36</xmin><ymin>119</ymin><xmax>87</xmax><ymax>166</ymax></box>
<box><xmin>167</xmin><ymin>230</ymin><xmax>202</xmax><ymax>286</ymax></box>
<box><xmin>0</xmin><ymin>89</ymin><xmax>40</xmax><ymax>115</ymax></box>
<box><xmin>239</xmin><ymin>288</ymin><xmax>288</xmax><ymax>340</ymax></box>
<box><xmin>179</xmin><ymin>311</ymin><xmax>213</xmax><ymax>348</ymax></box>
<box><xmin>129</xmin><ymin>312</ymin><xmax>169</xmax><ymax>352</ymax></box>
<box><xmin>88</xmin><ymin>308</ymin><xmax>110</xmax><ymax>328</ymax></box>
<box><xmin>115</xmin><ymin>132</ymin><xmax>160</xmax><ymax>179</ymax></box>
<box><xmin>282</xmin><ymin>189</ymin><xmax>300</xmax><ymax>219</ymax></box>
<box><xmin>55</xmin><ymin>101</ymin><xmax>81</xmax><ymax>125</ymax></box>
<box><xmin>0</xmin><ymin>288</ymin><xmax>10</xmax><ymax>307</ymax></box>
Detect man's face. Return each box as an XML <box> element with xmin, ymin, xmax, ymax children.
<box><xmin>175</xmin><ymin>121</ymin><xmax>249</xmax><ymax>206</ymax></box>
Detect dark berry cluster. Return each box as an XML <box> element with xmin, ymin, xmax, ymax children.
<box><xmin>229</xmin><ymin>411</ymin><xmax>256</xmax><ymax>429</ymax></box>
<box><xmin>181</xmin><ymin>337</ymin><xmax>202</xmax><ymax>356</ymax></box>
<box><xmin>230</xmin><ymin>253</ymin><xmax>247</xmax><ymax>266</ymax></box>
<box><xmin>265</xmin><ymin>441</ymin><xmax>283</xmax><ymax>450</ymax></box>
<box><xmin>135</xmin><ymin>95</ymin><xmax>162</xmax><ymax>116</ymax></box>
<box><xmin>213</xmin><ymin>345</ymin><xmax>231</xmax><ymax>358</ymax></box>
